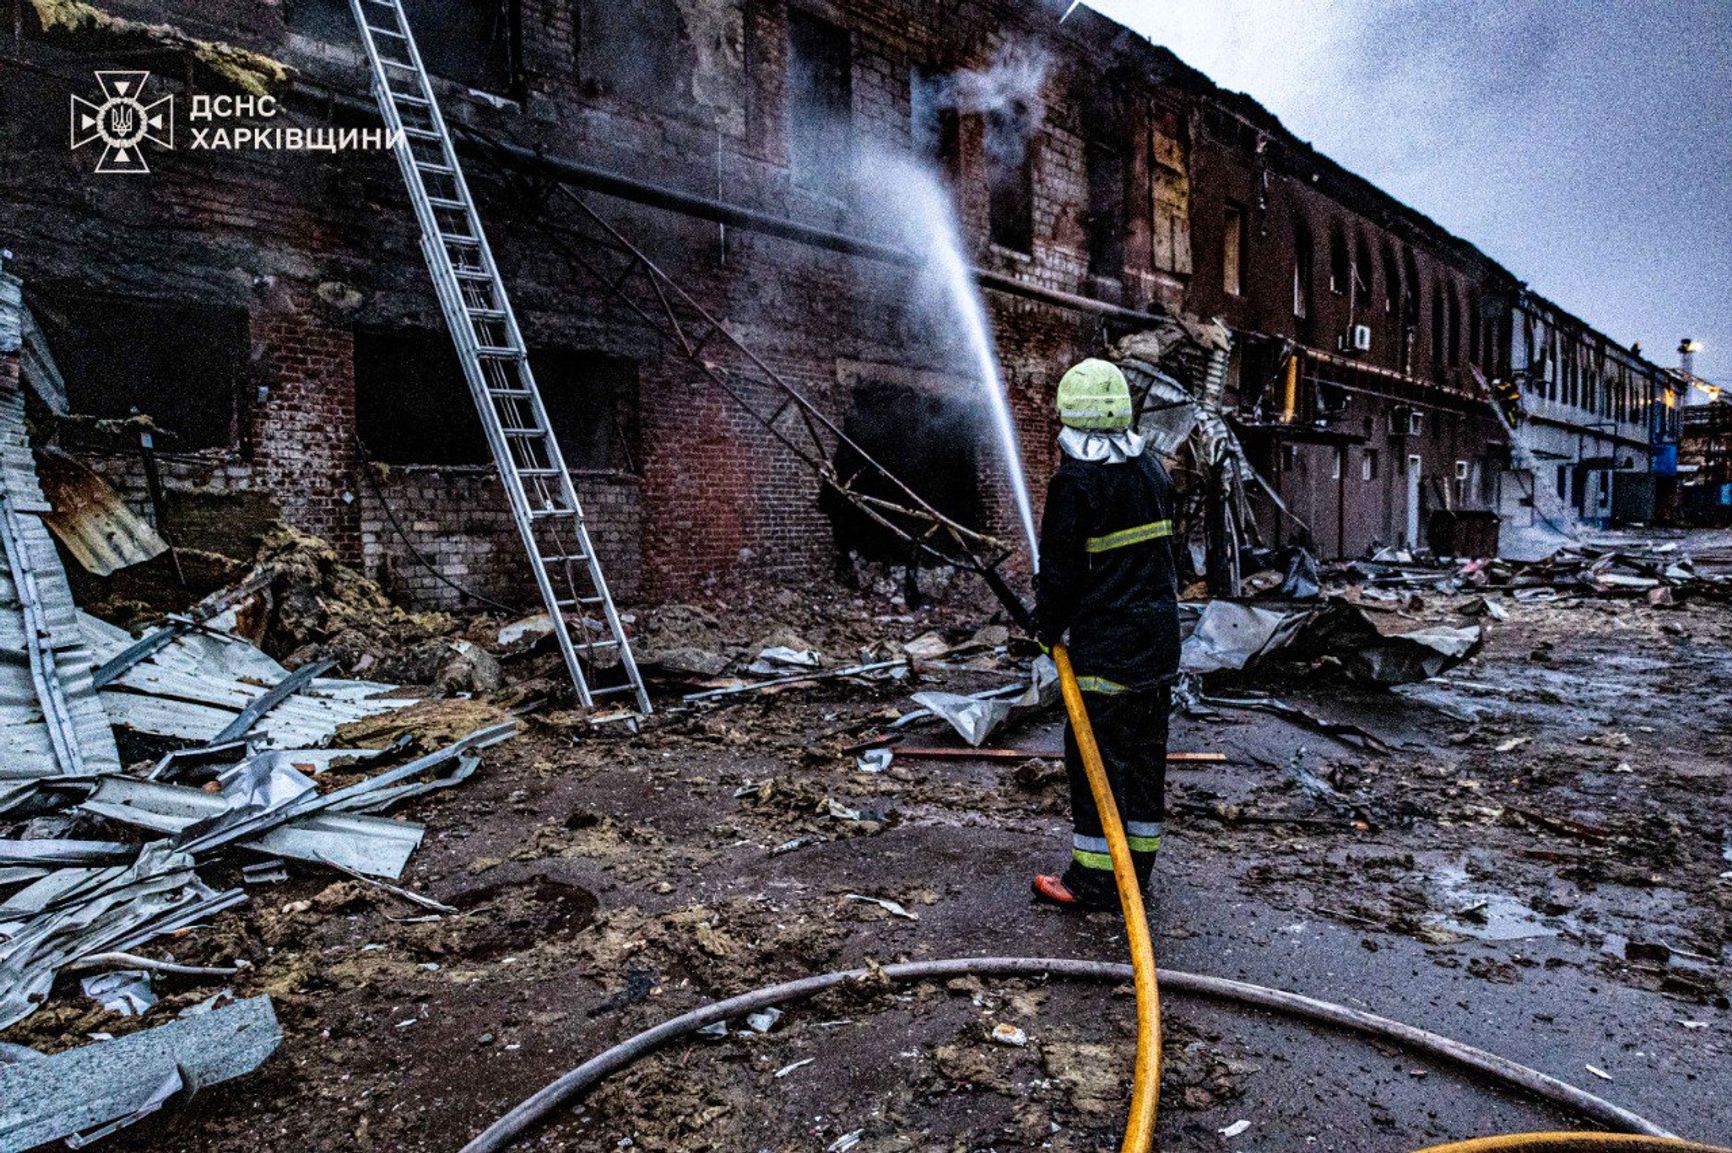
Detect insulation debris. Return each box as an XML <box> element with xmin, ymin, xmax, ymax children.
<box><xmin>26</xmin><ymin>0</ymin><xmax>292</xmax><ymax>97</ymax></box>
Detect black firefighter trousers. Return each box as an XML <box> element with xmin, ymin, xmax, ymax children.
<box><xmin>1059</xmin><ymin>683</ymin><xmax>1170</xmax><ymax>906</ymax></box>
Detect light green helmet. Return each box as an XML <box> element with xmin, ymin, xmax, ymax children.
<box><xmin>1055</xmin><ymin>358</ymin><xmax>1133</xmax><ymax>431</ymax></box>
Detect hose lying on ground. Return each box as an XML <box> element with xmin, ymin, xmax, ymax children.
<box><xmin>1051</xmin><ymin>642</ymin><xmax>1160</xmax><ymax>1153</ymax></box>
<box><xmin>457</xmin><ymin>956</ymin><xmax>1717</xmax><ymax>1153</ymax></box>
<box><xmin>1418</xmin><ymin>1138</ymin><xmax>1724</xmax><ymax>1152</ymax></box>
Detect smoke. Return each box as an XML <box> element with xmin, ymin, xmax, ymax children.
<box><xmin>916</xmin><ymin>46</ymin><xmax>1052</xmax><ymax>167</ymax></box>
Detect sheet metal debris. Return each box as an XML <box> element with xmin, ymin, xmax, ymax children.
<box><xmin>0</xmin><ymin>994</ymin><xmax>280</xmax><ymax>1152</ymax></box>
<box><xmin>0</xmin><ymin>345</ymin><xmax>120</xmax><ymax>781</ymax></box>
<box><xmin>911</xmin><ymin>655</ymin><xmax>1057</xmax><ymax>746</ymax></box>
<box><xmin>80</xmin><ymin>610</ymin><xmax>408</xmax><ymax>748</ymax></box>
<box><xmin>35</xmin><ymin>448</ymin><xmax>167</xmax><ymax>577</ymax></box>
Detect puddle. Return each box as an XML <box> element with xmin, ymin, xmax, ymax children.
<box><xmin>1425</xmin><ymin>861</ymin><xmax>1561</xmax><ymax>942</ymax></box>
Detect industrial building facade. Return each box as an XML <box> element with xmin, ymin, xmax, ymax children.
<box><xmin>0</xmin><ymin>0</ymin><xmax>1685</xmax><ymax>608</ymax></box>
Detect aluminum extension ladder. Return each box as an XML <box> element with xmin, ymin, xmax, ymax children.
<box><xmin>347</xmin><ymin>0</ymin><xmax>650</xmax><ymax>719</ymax></box>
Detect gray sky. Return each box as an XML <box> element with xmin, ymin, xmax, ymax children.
<box><xmin>1077</xmin><ymin>0</ymin><xmax>1732</xmax><ymax>392</ymax></box>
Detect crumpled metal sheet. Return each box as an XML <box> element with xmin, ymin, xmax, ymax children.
<box><xmin>0</xmin><ymin>842</ymin><xmax>243</xmax><ymax>1031</ymax></box>
<box><xmin>1179</xmin><ymin>601</ymin><xmax>1310</xmax><ymax>674</ymax></box>
<box><xmin>78</xmin><ymin>769</ymin><xmax>425</xmax><ymax>880</ymax></box>
<box><xmin>78</xmin><ymin>611</ymin><xmax>409</xmax><ymax>749</ymax></box>
<box><xmin>911</xmin><ymin>656</ymin><xmax>1058</xmax><ymax>747</ymax></box>
<box><xmin>0</xmin><ymin>358</ymin><xmax>121</xmax><ymax>781</ymax></box>
<box><xmin>0</xmin><ymin>994</ymin><xmax>280</xmax><ymax>1151</ymax></box>
<box><xmin>36</xmin><ymin>448</ymin><xmax>167</xmax><ymax>576</ymax></box>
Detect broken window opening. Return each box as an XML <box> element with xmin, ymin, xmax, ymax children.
<box><xmin>1222</xmin><ymin>202</ymin><xmax>1245</xmax><ymax>297</ymax></box>
<box><xmin>1430</xmin><ymin>283</ymin><xmax>1445</xmax><ymax>368</ymax></box>
<box><xmin>355</xmin><ymin>329</ymin><xmax>639</xmax><ymax>472</ymax></box>
<box><xmin>911</xmin><ymin>65</ymin><xmax>962</xmax><ymax>186</ymax></box>
<box><xmin>1353</xmin><ymin>233</ymin><xmax>1373</xmax><ymax>315</ymax></box>
<box><xmin>787</xmin><ymin>9</ymin><xmax>853</xmax><ymax>196</ymax></box>
<box><xmin>986</xmin><ymin>101</ymin><xmax>1037</xmax><ymax>253</ymax></box>
<box><xmin>31</xmin><ymin>289</ymin><xmax>248</xmax><ymax>452</ymax></box>
<box><xmin>1328</xmin><ymin>226</ymin><xmax>1350</xmax><ymax>296</ymax></box>
<box><xmin>822</xmin><ymin>380</ymin><xmax>984</xmax><ymax>568</ymax></box>
<box><xmin>1291</xmin><ymin>220</ymin><xmax>1314</xmax><ymax>321</ymax></box>
<box><xmin>1081</xmin><ymin>85</ymin><xmax>1126</xmax><ymax>278</ymax></box>
<box><xmin>1362</xmin><ymin>449</ymin><xmax>1378</xmax><ymax>481</ymax></box>
<box><xmin>286</xmin><ymin>0</ymin><xmax>522</xmax><ymax>96</ymax></box>
<box><xmin>1447</xmin><ymin>289</ymin><xmax>1463</xmax><ymax>367</ymax></box>
<box><xmin>576</xmin><ymin>0</ymin><xmax>694</xmax><ymax>113</ymax></box>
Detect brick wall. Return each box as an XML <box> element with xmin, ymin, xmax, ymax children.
<box><xmin>2</xmin><ymin>0</ymin><xmax>1622</xmax><ymax>602</ymax></box>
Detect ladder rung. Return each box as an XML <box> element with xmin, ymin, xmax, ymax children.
<box><xmin>442</xmin><ymin>233</ymin><xmax>481</xmax><ymax>246</ymax></box>
<box><xmin>544</xmin><ymin>555</ymin><xmax>591</xmax><ymax>566</ymax></box>
<box><xmin>488</xmin><ymin>387</ymin><xmax>533</xmax><ymax>399</ymax></box>
<box><xmin>529</xmin><ymin>507</ymin><xmax>577</xmax><ymax>519</ymax></box>
<box><xmin>379</xmin><ymin>58</ymin><xmax>418</xmax><ymax>71</ymax></box>
<box><xmin>500</xmin><ymin>427</ymin><xmax>547</xmax><ymax>437</ymax></box>
<box><xmin>366</xmin><ymin>24</ymin><xmax>407</xmax><ymax>39</ymax></box>
<box><xmin>475</xmin><ymin>345</ymin><xmax>522</xmax><ymax>357</ymax></box>
<box><xmin>467</xmin><ymin>306</ymin><xmax>507</xmax><ymax>319</ymax></box>
<box><xmin>453</xmin><ymin>268</ymin><xmax>494</xmax><ymax>282</ymax></box>
<box><xmin>415</xmin><ymin>160</ymin><xmax>454</xmax><ymax>175</ymax></box>
<box><xmin>429</xmin><ymin>197</ymin><xmax>467</xmax><ymax>211</ymax></box>
<box><xmin>401</xmin><ymin>126</ymin><xmax>441</xmax><ymax>141</ymax></box>
<box><xmin>515</xmin><ymin>467</ymin><xmax>558</xmax><ymax>476</ymax></box>
<box><xmin>393</xmin><ymin>94</ymin><xmax>431</xmax><ymax>107</ymax></box>
<box><xmin>589</xmin><ymin>684</ymin><xmax>637</xmax><ymax>697</ymax></box>
<box><xmin>580</xmin><ymin>638</ymin><xmax>623</xmax><ymax>651</ymax></box>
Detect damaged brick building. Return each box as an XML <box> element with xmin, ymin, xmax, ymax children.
<box><xmin>0</xmin><ymin>0</ymin><xmax>1686</xmax><ymax>609</ymax></box>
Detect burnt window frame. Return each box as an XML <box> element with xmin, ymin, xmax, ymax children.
<box><xmin>986</xmin><ymin>100</ymin><xmax>1038</xmax><ymax>255</ymax></box>
<box><xmin>1221</xmin><ymin>201</ymin><xmax>1246</xmax><ymax>297</ymax></box>
<box><xmin>786</xmin><ymin>7</ymin><xmax>854</xmax><ymax>197</ymax></box>
<box><xmin>354</xmin><ymin>327</ymin><xmax>640</xmax><ymax>474</ymax></box>
<box><xmin>1328</xmin><ymin>226</ymin><xmax>1351</xmax><ymax>296</ymax></box>
<box><xmin>1291</xmin><ymin>219</ymin><xmax>1314</xmax><ymax>321</ymax></box>
<box><xmin>574</xmin><ymin>0</ymin><xmax>694</xmax><ymax>114</ymax></box>
<box><xmin>28</xmin><ymin>289</ymin><xmax>250</xmax><ymax>454</ymax></box>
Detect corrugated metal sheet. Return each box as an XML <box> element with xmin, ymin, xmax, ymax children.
<box><xmin>37</xmin><ymin>448</ymin><xmax>167</xmax><ymax>575</ymax></box>
<box><xmin>79</xmin><ymin>612</ymin><xmax>409</xmax><ymax>748</ymax></box>
<box><xmin>0</xmin><ymin>313</ymin><xmax>121</xmax><ymax>780</ymax></box>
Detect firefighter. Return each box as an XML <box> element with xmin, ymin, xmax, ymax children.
<box><xmin>1032</xmin><ymin>358</ymin><xmax>1180</xmax><ymax>910</ymax></box>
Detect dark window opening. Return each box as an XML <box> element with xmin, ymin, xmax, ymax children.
<box><xmin>787</xmin><ymin>9</ymin><xmax>852</xmax><ymax>194</ymax></box>
<box><xmin>987</xmin><ymin>100</ymin><xmax>1038</xmax><ymax>253</ymax></box>
<box><xmin>31</xmin><ymin>290</ymin><xmax>247</xmax><ymax>451</ymax></box>
<box><xmin>285</xmin><ymin>0</ymin><xmax>520</xmax><ymax>95</ymax></box>
<box><xmin>1085</xmin><ymin>138</ymin><xmax>1126</xmax><ymax>276</ymax></box>
<box><xmin>823</xmin><ymin>382</ymin><xmax>983</xmax><ymax>564</ymax></box>
<box><xmin>1222</xmin><ymin>202</ymin><xmax>1245</xmax><ymax>297</ymax></box>
<box><xmin>1328</xmin><ymin>227</ymin><xmax>1350</xmax><ymax>295</ymax></box>
<box><xmin>1292</xmin><ymin>221</ymin><xmax>1314</xmax><ymax>321</ymax></box>
<box><xmin>355</xmin><ymin>329</ymin><xmax>638</xmax><ymax>472</ymax></box>
<box><xmin>1431</xmin><ymin>284</ymin><xmax>1445</xmax><ymax>367</ymax></box>
<box><xmin>1081</xmin><ymin>85</ymin><xmax>1125</xmax><ymax>277</ymax></box>
<box><xmin>911</xmin><ymin>66</ymin><xmax>962</xmax><ymax>186</ymax></box>
<box><xmin>1353</xmin><ymin>234</ymin><xmax>1373</xmax><ymax>313</ymax></box>
<box><xmin>1447</xmin><ymin>289</ymin><xmax>1462</xmax><ymax>366</ymax></box>
<box><xmin>1468</xmin><ymin>292</ymin><xmax>1482</xmax><ymax>367</ymax></box>
<box><xmin>576</xmin><ymin>0</ymin><xmax>693</xmax><ymax>111</ymax></box>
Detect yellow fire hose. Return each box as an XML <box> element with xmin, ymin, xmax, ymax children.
<box><xmin>1051</xmin><ymin>643</ymin><xmax>1161</xmax><ymax>1153</ymax></box>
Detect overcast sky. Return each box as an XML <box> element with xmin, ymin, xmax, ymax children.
<box><xmin>1077</xmin><ymin>0</ymin><xmax>1731</xmax><ymax>390</ymax></box>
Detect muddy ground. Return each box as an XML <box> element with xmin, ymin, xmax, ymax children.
<box><xmin>13</xmin><ymin>544</ymin><xmax>1732</xmax><ymax>1153</ymax></box>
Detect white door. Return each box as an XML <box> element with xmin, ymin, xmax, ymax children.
<box><xmin>1405</xmin><ymin>454</ymin><xmax>1423</xmax><ymax>547</ymax></box>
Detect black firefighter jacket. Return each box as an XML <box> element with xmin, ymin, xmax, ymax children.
<box><xmin>1034</xmin><ymin>450</ymin><xmax>1181</xmax><ymax>693</ymax></box>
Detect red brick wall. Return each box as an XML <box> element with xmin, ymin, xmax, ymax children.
<box><xmin>251</xmin><ymin>307</ymin><xmax>362</xmax><ymax>561</ymax></box>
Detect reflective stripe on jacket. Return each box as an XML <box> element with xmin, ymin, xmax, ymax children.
<box><xmin>1034</xmin><ymin>451</ymin><xmax>1181</xmax><ymax>692</ymax></box>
